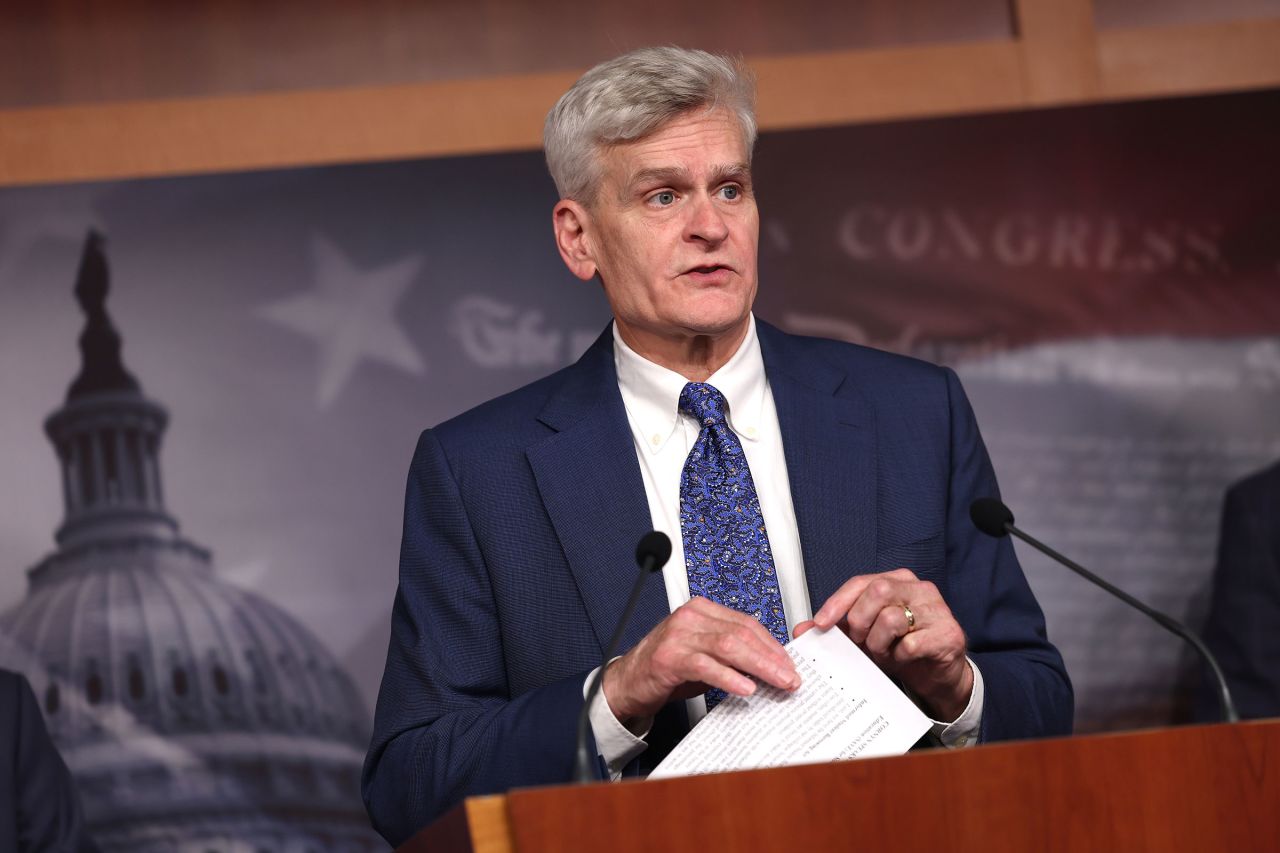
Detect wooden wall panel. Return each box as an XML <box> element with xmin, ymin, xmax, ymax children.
<box><xmin>1014</xmin><ymin>0</ymin><xmax>1102</xmax><ymax>104</ymax></box>
<box><xmin>1095</xmin><ymin>0</ymin><xmax>1280</xmax><ymax>29</ymax></box>
<box><xmin>1099</xmin><ymin>17</ymin><xmax>1280</xmax><ymax>98</ymax></box>
<box><xmin>0</xmin><ymin>71</ymin><xmax>579</xmax><ymax>184</ymax></box>
<box><xmin>0</xmin><ymin>0</ymin><xmax>1010</xmax><ymax>109</ymax></box>
<box><xmin>0</xmin><ymin>41</ymin><xmax>1036</xmax><ymax>186</ymax></box>
<box><xmin>752</xmin><ymin>42</ymin><xmax>1025</xmax><ymax>130</ymax></box>
<box><xmin>2</xmin><ymin>0</ymin><xmax>1279</xmax><ymax>186</ymax></box>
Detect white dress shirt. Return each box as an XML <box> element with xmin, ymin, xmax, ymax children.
<box><xmin>586</xmin><ymin>315</ymin><xmax>984</xmax><ymax>777</ymax></box>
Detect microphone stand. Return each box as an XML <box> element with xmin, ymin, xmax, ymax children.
<box><xmin>574</xmin><ymin>532</ymin><xmax>670</xmax><ymax>783</ymax></box>
<box><xmin>1000</xmin><ymin>516</ymin><xmax>1239</xmax><ymax>724</ymax></box>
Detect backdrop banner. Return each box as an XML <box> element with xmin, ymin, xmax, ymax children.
<box><xmin>1</xmin><ymin>88</ymin><xmax>1277</xmax><ymax>849</ymax></box>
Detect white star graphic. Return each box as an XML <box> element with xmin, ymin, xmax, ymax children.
<box><xmin>257</xmin><ymin>234</ymin><xmax>426</xmax><ymax>408</ymax></box>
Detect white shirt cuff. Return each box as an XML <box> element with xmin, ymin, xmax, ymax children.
<box><xmin>927</xmin><ymin>657</ymin><xmax>984</xmax><ymax>748</ymax></box>
<box><xmin>583</xmin><ymin>664</ymin><xmax>651</xmax><ymax>780</ymax></box>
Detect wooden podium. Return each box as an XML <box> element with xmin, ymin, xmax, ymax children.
<box><xmin>399</xmin><ymin>720</ymin><xmax>1280</xmax><ymax>852</ymax></box>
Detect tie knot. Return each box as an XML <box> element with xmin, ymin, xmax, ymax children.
<box><xmin>679</xmin><ymin>382</ymin><xmax>729</xmax><ymax>428</ymax></box>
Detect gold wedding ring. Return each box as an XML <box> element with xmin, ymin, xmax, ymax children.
<box><xmin>902</xmin><ymin>604</ymin><xmax>916</xmax><ymax>632</ymax></box>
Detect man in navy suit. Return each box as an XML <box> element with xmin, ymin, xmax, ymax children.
<box><xmin>363</xmin><ymin>46</ymin><xmax>1072</xmax><ymax>846</ymax></box>
<box><xmin>0</xmin><ymin>669</ymin><xmax>98</xmax><ymax>852</ymax></box>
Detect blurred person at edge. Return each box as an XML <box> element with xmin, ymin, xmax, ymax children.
<box><xmin>1197</xmin><ymin>461</ymin><xmax>1280</xmax><ymax>721</ymax></box>
<box><xmin>0</xmin><ymin>669</ymin><xmax>100</xmax><ymax>852</ymax></box>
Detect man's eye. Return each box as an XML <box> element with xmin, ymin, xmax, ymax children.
<box><xmin>652</xmin><ymin>191</ymin><xmax>677</xmax><ymax>206</ymax></box>
<box><xmin>720</xmin><ymin>186</ymin><xmax>740</xmax><ymax>200</ymax></box>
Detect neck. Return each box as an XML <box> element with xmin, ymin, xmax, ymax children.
<box><xmin>615</xmin><ymin>318</ymin><xmax>750</xmax><ymax>382</ymax></box>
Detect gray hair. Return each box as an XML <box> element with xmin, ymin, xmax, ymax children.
<box><xmin>544</xmin><ymin>46</ymin><xmax>757</xmax><ymax>203</ymax></box>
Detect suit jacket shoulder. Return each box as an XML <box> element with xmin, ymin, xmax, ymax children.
<box><xmin>759</xmin><ymin>320</ymin><xmax>958</xmax><ymax>408</ymax></box>
<box><xmin>429</xmin><ymin>326</ymin><xmax>620</xmax><ymax>463</ymax></box>
<box><xmin>1227</xmin><ymin>460</ymin><xmax>1280</xmax><ymax>523</ymax></box>
<box><xmin>1199</xmin><ymin>460</ymin><xmax>1280</xmax><ymax>719</ymax></box>
<box><xmin>0</xmin><ymin>669</ymin><xmax>98</xmax><ymax>853</ymax></box>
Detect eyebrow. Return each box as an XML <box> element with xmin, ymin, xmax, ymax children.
<box><xmin>623</xmin><ymin>162</ymin><xmax>752</xmax><ymax>196</ymax></box>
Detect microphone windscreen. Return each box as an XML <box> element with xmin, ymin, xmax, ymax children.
<box><xmin>635</xmin><ymin>531</ymin><xmax>672</xmax><ymax>571</ymax></box>
<box><xmin>970</xmin><ymin>498</ymin><xmax>1014</xmax><ymax>538</ymax></box>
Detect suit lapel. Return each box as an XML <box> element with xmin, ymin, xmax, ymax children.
<box><xmin>527</xmin><ymin>330</ymin><xmax>670</xmax><ymax>656</ymax></box>
<box><xmin>758</xmin><ymin>321</ymin><xmax>879</xmax><ymax>610</ymax></box>
<box><xmin>527</xmin><ymin>321</ymin><xmax>879</xmax><ymax>653</ymax></box>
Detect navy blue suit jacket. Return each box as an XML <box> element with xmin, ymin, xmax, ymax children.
<box><xmin>1197</xmin><ymin>461</ymin><xmax>1280</xmax><ymax>721</ymax></box>
<box><xmin>0</xmin><ymin>670</ymin><xmax>98</xmax><ymax>853</ymax></box>
<box><xmin>362</xmin><ymin>321</ymin><xmax>1072</xmax><ymax>846</ymax></box>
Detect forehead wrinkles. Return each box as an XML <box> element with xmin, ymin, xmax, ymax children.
<box><xmin>598</xmin><ymin>112</ymin><xmax>748</xmax><ymax>198</ymax></box>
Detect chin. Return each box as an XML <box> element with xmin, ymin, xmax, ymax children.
<box><xmin>696</xmin><ymin>291</ymin><xmax>753</xmax><ymax>326</ymax></box>
<box><xmin>675</xmin><ymin>307</ymin><xmax>752</xmax><ymax>340</ymax></box>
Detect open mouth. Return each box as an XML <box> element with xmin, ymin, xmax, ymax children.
<box><xmin>686</xmin><ymin>264</ymin><xmax>731</xmax><ymax>275</ymax></box>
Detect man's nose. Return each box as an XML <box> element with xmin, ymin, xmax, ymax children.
<box><xmin>685</xmin><ymin>194</ymin><xmax>729</xmax><ymax>245</ymax></box>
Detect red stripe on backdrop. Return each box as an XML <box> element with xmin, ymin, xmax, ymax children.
<box><xmin>752</xmin><ymin>89</ymin><xmax>1280</xmax><ymax>357</ymax></box>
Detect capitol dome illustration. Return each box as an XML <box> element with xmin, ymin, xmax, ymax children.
<box><xmin>0</xmin><ymin>232</ymin><xmax>385</xmax><ymax>851</ymax></box>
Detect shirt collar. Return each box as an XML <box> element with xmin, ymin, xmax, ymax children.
<box><xmin>614</xmin><ymin>315</ymin><xmax>767</xmax><ymax>455</ymax></box>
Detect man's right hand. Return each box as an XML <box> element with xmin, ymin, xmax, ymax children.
<box><xmin>601</xmin><ymin>596</ymin><xmax>801</xmax><ymax>722</ymax></box>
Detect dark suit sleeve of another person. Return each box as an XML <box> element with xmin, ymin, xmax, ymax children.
<box><xmin>1197</xmin><ymin>464</ymin><xmax>1280</xmax><ymax>720</ymax></box>
<box><xmin>361</xmin><ymin>428</ymin><xmax>593</xmax><ymax>847</ymax></box>
<box><xmin>0</xmin><ymin>670</ymin><xmax>98</xmax><ymax>853</ymax></box>
<box><xmin>936</xmin><ymin>369</ymin><xmax>1074</xmax><ymax>741</ymax></box>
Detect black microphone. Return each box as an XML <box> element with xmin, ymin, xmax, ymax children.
<box><xmin>969</xmin><ymin>497</ymin><xmax>1239</xmax><ymax>723</ymax></box>
<box><xmin>574</xmin><ymin>530</ymin><xmax>672</xmax><ymax>783</ymax></box>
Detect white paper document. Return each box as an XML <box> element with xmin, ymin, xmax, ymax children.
<box><xmin>649</xmin><ymin>627</ymin><xmax>931</xmax><ymax>780</ymax></box>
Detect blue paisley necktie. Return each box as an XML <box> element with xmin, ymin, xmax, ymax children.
<box><xmin>678</xmin><ymin>382</ymin><xmax>788</xmax><ymax>709</ymax></box>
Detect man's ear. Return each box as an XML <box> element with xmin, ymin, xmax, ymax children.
<box><xmin>552</xmin><ymin>199</ymin><xmax>598</xmax><ymax>282</ymax></box>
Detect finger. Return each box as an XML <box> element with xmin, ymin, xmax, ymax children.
<box><xmin>891</xmin><ymin>614</ymin><xmax>967</xmax><ymax>668</ymax></box>
<box><xmin>697</xmin><ymin>627</ymin><xmax>800</xmax><ymax>691</ymax></box>
<box><xmin>813</xmin><ymin>575</ymin><xmax>873</xmax><ymax>629</ymax></box>
<box><xmin>813</xmin><ymin>568</ymin><xmax>918</xmax><ymax>629</ymax></box>
<box><xmin>687</xmin><ymin>597</ymin><xmax>793</xmax><ymax>666</ymax></box>
<box><xmin>845</xmin><ymin>576</ymin><xmax>910</xmax><ymax>643</ymax></box>
<box><xmin>792</xmin><ymin>619</ymin><xmax>816</xmax><ymax>639</ymax></box>
<box><xmin>684</xmin><ymin>652</ymin><xmax>758</xmax><ymax>697</ymax></box>
<box><xmin>863</xmin><ymin>603</ymin><xmax>913</xmax><ymax>657</ymax></box>
<box><xmin>890</xmin><ymin>627</ymin><xmax>927</xmax><ymax>664</ymax></box>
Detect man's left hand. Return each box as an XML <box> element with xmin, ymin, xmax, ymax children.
<box><xmin>793</xmin><ymin>568</ymin><xmax>973</xmax><ymax>721</ymax></box>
